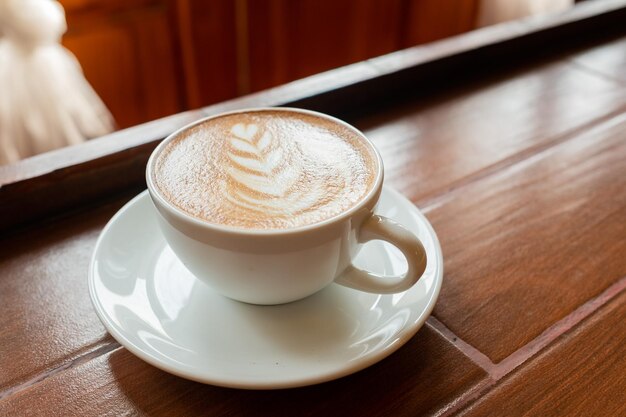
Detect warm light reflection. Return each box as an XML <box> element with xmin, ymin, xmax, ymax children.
<box><xmin>152</xmin><ymin>246</ymin><xmax>195</xmax><ymax>323</ymax></box>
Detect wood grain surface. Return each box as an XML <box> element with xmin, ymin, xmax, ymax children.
<box><xmin>426</xmin><ymin>113</ymin><xmax>626</xmax><ymax>362</ymax></box>
<box><xmin>1</xmin><ymin>4</ymin><xmax>626</xmax><ymax>416</ymax></box>
<box><xmin>570</xmin><ymin>35</ymin><xmax>626</xmax><ymax>85</ymax></box>
<box><xmin>0</xmin><ymin>326</ymin><xmax>487</xmax><ymax>417</ymax></box>
<box><xmin>353</xmin><ymin>56</ymin><xmax>626</xmax><ymax>203</ymax></box>
<box><xmin>0</xmin><ymin>197</ymin><xmax>133</xmax><ymax>392</ymax></box>
<box><xmin>458</xmin><ymin>290</ymin><xmax>626</xmax><ymax>417</ymax></box>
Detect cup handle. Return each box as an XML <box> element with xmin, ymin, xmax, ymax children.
<box><xmin>335</xmin><ymin>214</ymin><xmax>427</xmax><ymax>294</ymax></box>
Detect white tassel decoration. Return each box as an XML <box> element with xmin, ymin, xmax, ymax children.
<box><xmin>0</xmin><ymin>0</ymin><xmax>114</xmax><ymax>164</ymax></box>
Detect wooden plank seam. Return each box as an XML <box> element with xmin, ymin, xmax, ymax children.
<box><xmin>2</xmin><ymin>273</ymin><xmax>624</xmax><ymax>406</ymax></box>
<box><xmin>418</xmin><ymin>103</ymin><xmax>626</xmax><ymax>213</ymax></box>
<box><xmin>0</xmin><ymin>342</ymin><xmax>121</xmax><ymax>401</ymax></box>
<box><xmin>429</xmin><ymin>274</ymin><xmax>626</xmax><ymax>416</ymax></box>
<box><xmin>569</xmin><ymin>57</ymin><xmax>626</xmax><ymax>86</ymax></box>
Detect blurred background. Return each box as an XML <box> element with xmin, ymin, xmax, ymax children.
<box><xmin>1</xmin><ymin>0</ymin><xmax>583</xmax><ymax>163</ymax></box>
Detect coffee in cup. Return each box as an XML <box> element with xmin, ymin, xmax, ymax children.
<box><xmin>152</xmin><ymin>110</ymin><xmax>378</xmax><ymax>230</ymax></box>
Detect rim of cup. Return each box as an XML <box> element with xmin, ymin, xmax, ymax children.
<box><xmin>146</xmin><ymin>107</ymin><xmax>385</xmax><ymax>237</ymax></box>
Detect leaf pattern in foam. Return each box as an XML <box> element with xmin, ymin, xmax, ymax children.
<box><xmin>223</xmin><ymin>122</ymin><xmax>329</xmax><ymax>217</ymax></box>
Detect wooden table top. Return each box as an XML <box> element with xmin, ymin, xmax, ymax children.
<box><xmin>1</xmin><ymin>2</ymin><xmax>625</xmax><ymax>416</ymax></box>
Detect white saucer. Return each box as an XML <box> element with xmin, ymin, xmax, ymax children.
<box><xmin>89</xmin><ymin>186</ymin><xmax>443</xmax><ymax>389</ymax></box>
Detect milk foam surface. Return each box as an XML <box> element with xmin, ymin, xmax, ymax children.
<box><xmin>153</xmin><ymin>110</ymin><xmax>378</xmax><ymax>229</ymax></box>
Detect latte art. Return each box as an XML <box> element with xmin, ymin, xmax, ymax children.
<box><xmin>224</xmin><ymin>122</ymin><xmax>335</xmax><ymax>217</ymax></box>
<box><xmin>153</xmin><ymin>110</ymin><xmax>378</xmax><ymax>229</ymax></box>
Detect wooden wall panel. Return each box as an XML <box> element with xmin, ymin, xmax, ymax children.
<box><xmin>401</xmin><ymin>0</ymin><xmax>479</xmax><ymax>46</ymax></box>
<box><xmin>246</xmin><ymin>0</ymin><xmax>404</xmax><ymax>92</ymax></box>
<box><xmin>62</xmin><ymin>1</ymin><xmax>183</xmax><ymax>128</ymax></box>
<box><xmin>57</xmin><ymin>0</ymin><xmax>481</xmax><ymax>129</ymax></box>
<box><xmin>173</xmin><ymin>0</ymin><xmax>239</xmax><ymax>108</ymax></box>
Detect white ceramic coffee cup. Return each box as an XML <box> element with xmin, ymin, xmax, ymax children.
<box><xmin>146</xmin><ymin>108</ymin><xmax>427</xmax><ymax>305</ymax></box>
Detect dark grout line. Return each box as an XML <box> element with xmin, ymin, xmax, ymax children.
<box><xmin>418</xmin><ymin>107</ymin><xmax>626</xmax><ymax>214</ymax></box>
<box><xmin>0</xmin><ymin>341</ymin><xmax>121</xmax><ymax>401</ymax></box>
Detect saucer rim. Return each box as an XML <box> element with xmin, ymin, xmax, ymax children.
<box><xmin>88</xmin><ymin>187</ymin><xmax>443</xmax><ymax>389</ymax></box>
